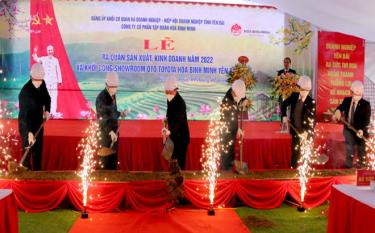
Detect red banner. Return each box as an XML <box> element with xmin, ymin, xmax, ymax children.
<box><xmin>357</xmin><ymin>169</ymin><xmax>375</xmax><ymax>186</ymax></box>
<box><xmin>30</xmin><ymin>0</ymin><xmax>91</xmax><ymax>119</ymax></box>
<box><xmin>317</xmin><ymin>31</ymin><xmax>364</xmax><ymax>121</ymax></box>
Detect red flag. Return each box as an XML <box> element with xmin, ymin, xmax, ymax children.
<box><xmin>30</xmin><ymin>0</ymin><xmax>91</xmax><ymax>119</ymax></box>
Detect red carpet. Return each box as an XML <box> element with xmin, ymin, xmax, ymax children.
<box><xmin>69</xmin><ymin>209</ymin><xmax>250</xmax><ymax>233</ymax></box>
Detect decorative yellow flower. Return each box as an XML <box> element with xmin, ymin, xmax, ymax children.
<box><xmin>226</xmin><ymin>56</ymin><xmax>257</xmax><ymax>90</ymax></box>
<box><xmin>271</xmin><ymin>73</ymin><xmax>300</xmax><ymax>99</ymax></box>
<box><xmin>269</xmin><ymin>17</ymin><xmax>313</xmax><ymax>54</ymax></box>
<box><xmin>226</xmin><ymin>56</ymin><xmax>256</xmax><ymax>110</ymax></box>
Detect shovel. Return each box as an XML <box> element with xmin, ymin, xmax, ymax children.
<box><xmin>234</xmin><ymin>109</ymin><xmax>248</xmax><ymax>174</ymax></box>
<box><xmin>97</xmin><ymin>121</ymin><xmax>121</xmax><ymax>157</ymax></box>
<box><xmin>97</xmin><ymin>109</ymin><xmax>131</xmax><ymax>157</ymax></box>
<box><xmin>161</xmin><ymin>118</ymin><xmax>174</xmax><ymax>161</ymax></box>
<box><xmin>288</xmin><ymin>121</ymin><xmax>329</xmax><ymax>165</ymax></box>
<box><xmin>8</xmin><ymin>120</ymin><xmax>46</xmax><ymax>173</ymax></box>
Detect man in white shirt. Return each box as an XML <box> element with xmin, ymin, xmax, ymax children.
<box><xmin>32</xmin><ymin>45</ymin><xmax>62</xmax><ymax>117</ymax></box>
<box><xmin>334</xmin><ymin>81</ymin><xmax>371</xmax><ymax>168</ymax></box>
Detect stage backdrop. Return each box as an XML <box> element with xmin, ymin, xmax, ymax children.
<box><xmin>317</xmin><ymin>31</ymin><xmax>365</xmax><ymax>121</ymax></box>
<box><xmin>0</xmin><ymin>0</ymin><xmax>316</xmax><ymax>120</ymax></box>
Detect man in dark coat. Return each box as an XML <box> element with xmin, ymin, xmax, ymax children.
<box><xmin>96</xmin><ymin>72</ymin><xmax>128</xmax><ymax>170</ymax></box>
<box><xmin>18</xmin><ymin>63</ymin><xmax>51</xmax><ymax>170</ymax></box>
<box><xmin>220</xmin><ymin>79</ymin><xmax>247</xmax><ymax>171</ymax></box>
<box><xmin>277</xmin><ymin>57</ymin><xmax>297</xmax><ymax>76</ymax></box>
<box><xmin>277</xmin><ymin>57</ymin><xmax>297</xmax><ymax>122</ymax></box>
<box><xmin>333</xmin><ymin>81</ymin><xmax>371</xmax><ymax>168</ymax></box>
<box><xmin>162</xmin><ymin>77</ymin><xmax>190</xmax><ymax>170</ymax></box>
<box><xmin>281</xmin><ymin>76</ymin><xmax>316</xmax><ymax>169</ymax></box>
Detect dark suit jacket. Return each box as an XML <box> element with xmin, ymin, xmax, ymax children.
<box><xmin>221</xmin><ymin>88</ymin><xmax>242</xmax><ymax>135</ymax></box>
<box><xmin>221</xmin><ymin>88</ymin><xmax>237</xmax><ymax>133</ymax></box>
<box><xmin>277</xmin><ymin>68</ymin><xmax>296</xmax><ymax>76</ymax></box>
<box><xmin>167</xmin><ymin>92</ymin><xmax>190</xmax><ymax>146</ymax></box>
<box><xmin>96</xmin><ymin>88</ymin><xmax>120</xmax><ymax>146</ymax></box>
<box><xmin>336</xmin><ymin>97</ymin><xmax>371</xmax><ymax>136</ymax></box>
<box><xmin>281</xmin><ymin>92</ymin><xmax>316</xmax><ymax>135</ymax></box>
<box><xmin>18</xmin><ymin>79</ymin><xmax>51</xmax><ymax>136</ymax></box>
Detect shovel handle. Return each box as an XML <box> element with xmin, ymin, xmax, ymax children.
<box><xmin>162</xmin><ymin>118</ymin><xmax>168</xmax><ymax>145</ymax></box>
<box><xmin>239</xmin><ymin>109</ymin><xmax>244</xmax><ymax>168</ymax></box>
<box><xmin>329</xmin><ymin>109</ymin><xmax>368</xmax><ymax>141</ymax></box>
<box><xmin>287</xmin><ymin>121</ymin><xmax>302</xmax><ymax>136</ymax></box>
<box><xmin>20</xmin><ymin>120</ymin><xmax>46</xmax><ymax>165</ymax></box>
<box><xmin>109</xmin><ymin>120</ymin><xmax>121</xmax><ymax>149</ymax></box>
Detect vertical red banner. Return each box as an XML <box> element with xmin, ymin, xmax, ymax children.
<box><xmin>30</xmin><ymin>0</ymin><xmax>91</xmax><ymax>119</ymax></box>
<box><xmin>317</xmin><ymin>31</ymin><xmax>364</xmax><ymax>121</ymax></box>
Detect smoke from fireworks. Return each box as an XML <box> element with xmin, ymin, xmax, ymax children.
<box><xmin>201</xmin><ymin>99</ymin><xmax>230</xmax><ymax>206</ymax></box>
<box><xmin>76</xmin><ymin>118</ymin><xmax>99</xmax><ymax>208</ymax></box>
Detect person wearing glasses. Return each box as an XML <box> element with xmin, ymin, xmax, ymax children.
<box><xmin>333</xmin><ymin>81</ymin><xmax>371</xmax><ymax>168</ymax></box>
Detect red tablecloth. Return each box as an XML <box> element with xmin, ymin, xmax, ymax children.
<box><xmin>3</xmin><ymin>120</ymin><xmax>345</xmax><ymax>171</ymax></box>
<box><xmin>327</xmin><ymin>185</ymin><xmax>375</xmax><ymax>233</ymax></box>
<box><xmin>0</xmin><ymin>189</ymin><xmax>18</xmax><ymax>233</ymax></box>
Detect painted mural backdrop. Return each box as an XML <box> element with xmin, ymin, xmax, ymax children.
<box><xmin>0</xmin><ymin>0</ymin><xmax>315</xmax><ymax>120</ymax></box>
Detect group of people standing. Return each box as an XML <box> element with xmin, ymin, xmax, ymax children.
<box><xmin>279</xmin><ymin>57</ymin><xmax>371</xmax><ymax>169</ymax></box>
<box><xmin>19</xmin><ymin>58</ymin><xmax>371</xmax><ymax>171</ymax></box>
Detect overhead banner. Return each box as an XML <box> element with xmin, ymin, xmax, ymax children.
<box><xmin>317</xmin><ymin>31</ymin><xmax>364</xmax><ymax>121</ymax></box>
<box><xmin>0</xmin><ymin>0</ymin><xmax>316</xmax><ymax>120</ymax></box>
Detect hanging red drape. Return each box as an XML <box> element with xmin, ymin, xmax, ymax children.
<box><xmin>67</xmin><ymin>181</ymin><xmax>126</xmax><ymax>212</ymax></box>
<box><xmin>184</xmin><ymin>180</ymin><xmax>237</xmax><ymax>209</ymax></box>
<box><xmin>236</xmin><ymin>179</ymin><xmax>288</xmax><ymax>209</ymax></box>
<box><xmin>0</xmin><ymin>176</ymin><xmax>354</xmax><ymax>213</ymax></box>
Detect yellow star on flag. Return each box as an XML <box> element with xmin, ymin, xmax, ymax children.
<box><xmin>43</xmin><ymin>14</ymin><xmax>54</xmax><ymax>26</ymax></box>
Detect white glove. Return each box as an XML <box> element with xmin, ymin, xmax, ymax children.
<box><xmin>333</xmin><ymin>110</ymin><xmax>341</xmax><ymax>121</ymax></box>
<box><xmin>28</xmin><ymin>132</ymin><xmax>35</xmax><ymax>146</ymax></box>
<box><xmin>161</xmin><ymin>127</ymin><xmax>171</xmax><ymax>136</ymax></box>
<box><xmin>44</xmin><ymin>111</ymin><xmax>50</xmax><ymax>121</ymax></box>
<box><xmin>109</xmin><ymin>130</ymin><xmax>118</xmax><ymax>143</ymax></box>
<box><xmin>357</xmin><ymin>130</ymin><xmax>364</xmax><ymax>138</ymax></box>
<box><xmin>237</xmin><ymin>128</ymin><xmax>244</xmax><ymax>138</ymax></box>
<box><xmin>282</xmin><ymin>116</ymin><xmax>288</xmax><ymax>124</ymax></box>
<box><xmin>121</xmin><ymin>108</ymin><xmax>131</xmax><ymax>117</ymax></box>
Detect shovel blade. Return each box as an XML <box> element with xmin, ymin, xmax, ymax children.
<box><xmin>234</xmin><ymin>160</ymin><xmax>248</xmax><ymax>174</ymax></box>
<box><xmin>98</xmin><ymin>147</ymin><xmax>115</xmax><ymax>157</ymax></box>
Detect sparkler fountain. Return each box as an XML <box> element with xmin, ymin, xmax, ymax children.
<box><xmin>201</xmin><ymin>100</ymin><xmax>229</xmax><ymax>216</ymax></box>
<box><xmin>365</xmin><ymin>114</ymin><xmax>375</xmax><ymax>170</ymax></box>
<box><xmin>290</xmin><ymin>117</ymin><xmax>326</xmax><ymax>212</ymax></box>
<box><xmin>76</xmin><ymin>114</ymin><xmax>99</xmax><ymax>219</ymax></box>
<box><xmin>0</xmin><ymin>101</ymin><xmax>18</xmax><ymax>176</ymax></box>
